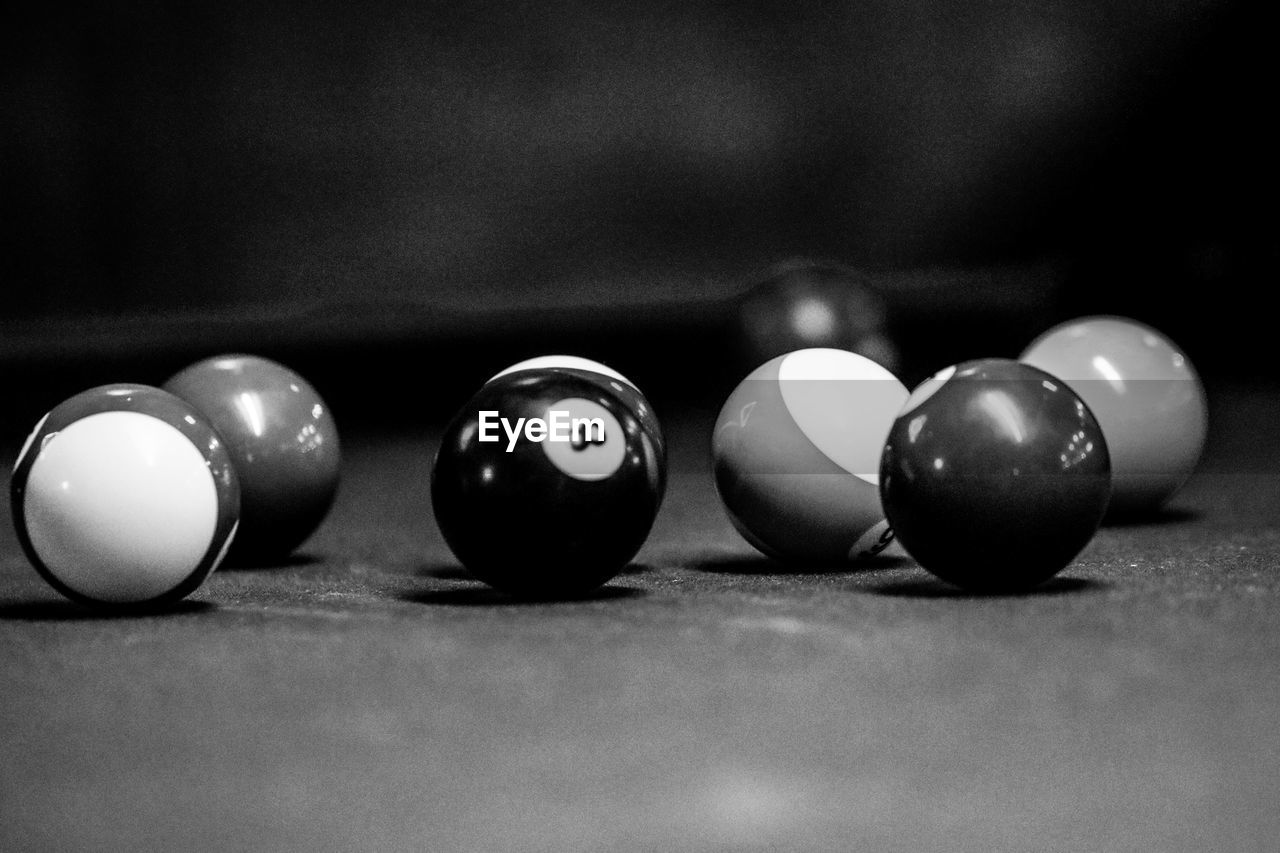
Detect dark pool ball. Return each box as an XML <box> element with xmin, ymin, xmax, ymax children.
<box><xmin>432</xmin><ymin>370</ymin><xmax>664</xmax><ymax>598</ymax></box>
<box><xmin>10</xmin><ymin>384</ymin><xmax>240</xmax><ymax>607</ymax></box>
<box><xmin>164</xmin><ymin>354</ymin><xmax>340</xmax><ymax>563</ymax></box>
<box><xmin>737</xmin><ymin>260</ymin><xmax>900</xmax><ymax>375</ymax></box>
<box><xmin>879</xmin><ymin>359</ymin><xmax>1111</xmax><ymax>592</ymax></box>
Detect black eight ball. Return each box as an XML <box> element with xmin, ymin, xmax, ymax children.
<box><xmin>431</xmin><ymin>370</ymin><xmax>664</xmax><ymax>598</ymax></box>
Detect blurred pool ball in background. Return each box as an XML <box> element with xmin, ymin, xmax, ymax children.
<box><xmin>735</xmin><ymin>261</ymin><xmax>900</xmax><ymax>376</ymax></box>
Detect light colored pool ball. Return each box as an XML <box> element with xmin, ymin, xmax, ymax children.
<box><xmin>1021</xmin><ymin>316</ymin><xmax>1207</xmax><ymax>517</ymax></box>
<box><xmin>712</xmin><ymin>347</ymin><xmax>908</xmax><ymax>565</ymax></box>
<box><xmin>10</xmin><ymin>384</ymin><xmax>240</xmax><ymax>607</ymax></box>
<box><xmin>164</xmin><ymin>354</ymin><xmax>340</xmax><ymax>562</ymax></box>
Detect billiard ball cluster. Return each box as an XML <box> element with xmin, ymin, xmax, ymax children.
<box><xmin>9</xmin><ymin>355</ymin><xmax>340</xmax><ymax>608</ymax></box>
<box><xmin>7</xmin><ymin>289</ymin><xmax>1207</xmax><ymax>606</ymax></box>
<box><xmin>715</xmin><ymin>313</ymin><xmax>1206</xmax><ymax>592</ymax></box>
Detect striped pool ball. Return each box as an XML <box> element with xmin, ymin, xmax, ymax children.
<box><xmin>10</xmin><ymin>384</ymin><xmax>240</xmax><ymax>607</ymax></box>
<box><xmin>712</xmin><ymin>348</ymin><xmax>908</xmax><ymax>565</ymax></box>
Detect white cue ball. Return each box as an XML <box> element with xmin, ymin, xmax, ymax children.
<box><xmin>712</xmin><ymin>348</ymin><xmax>908</xmax><ymax>564</ymax></box>
<box><xmin>11</xmin><ymin>385</ymin><xmax>240</xmax><ymax>607</ymax></box>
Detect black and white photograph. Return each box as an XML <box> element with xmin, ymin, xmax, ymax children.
<box><xmin>2</xmin><ymin>1</ymin><xmax>1277</xmax><ymax>849</ymax></box>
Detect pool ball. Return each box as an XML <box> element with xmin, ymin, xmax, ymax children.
<box><xmin>1020</xmin><ymin>316</ymin><xmax>1207</xmax><ymax>517</ymax></box>
<box><xmin>879</xmin><ymin>359</ymin><xmax>1111</xmax><ymax>592</ymax></box>
<box><xmin>736</xmin><ymin>260</ymin><xmax>900</xmax><ymax>375</ymax></box>
<box><xmin>164</xmin><ymin>354</ymin><xmax>340</xmax><ymax>562</ymax></box>
<box><xmin>489</xmin><ymin>354</ymin><xmax>666</xmax><ymax>488</ymax></box>
<box><xmin>10</xmin><ymin>384</ymin><xmax>240</xmax><ymax>607</ymax></box>
<box><xmin>712</xmin><ymin>348</ymin><xmax>908</xmax><ymax>565</ymax></box>
<box><xmin>432</xmin><ymin>370</ymin><xmax>663</xmax><ymax>598</ymax></box>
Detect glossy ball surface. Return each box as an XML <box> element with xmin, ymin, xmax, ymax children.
<box><xmin>432</xmin><ymin>370</ymin><xmax>663</xmax><ymax>598</ymax></box>
<box><xmin>737</xmin><ymin>261</ymin><xmax>900</xmax><ymax>375</ymax></box>
<box><xmin>880</xmin><ymin>359</ymin><xmax>1111</xmax><ymax>591</ymax></box>
<box><xmin>164</xmin><ymin>354</ymin><xmax>340</xmax><ymax>562</ymax></box>
<box><xmin>10</xmin><ymin>384</ymin><xmax>240</xmax><ymax>607</ymax></box>
<box><xmin>489</xmin><ymin>354</ymin><xmax>666</xmax><ymax>492</ymax></box>
<box><xmin>712</xmin><ymin>348</ymin><xmax>907</xmax><ymax>565</ymax></box>
<box><xmin>1021</xmin><ymin>316</ymin><xmax>1207</xmax><ymax>517</ymax></box>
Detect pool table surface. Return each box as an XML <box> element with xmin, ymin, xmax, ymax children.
<box><xmin>3</xmin><ymin>386</ymin><xmax>1280</xmax><ymax>852</ymax></box>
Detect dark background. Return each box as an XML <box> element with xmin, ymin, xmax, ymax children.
<box><xmin>2</xmin><ymin>0</ymin><xmax>1274</xmax><ymax>423</ymax></box>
